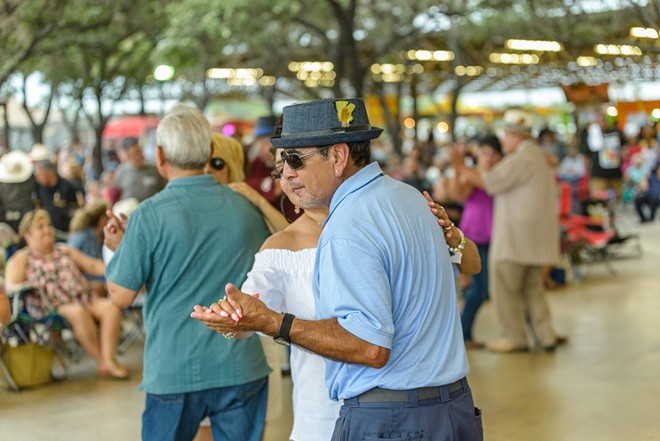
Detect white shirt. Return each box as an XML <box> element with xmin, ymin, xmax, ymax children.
<box><xmin>242</xmin><ymin>248</ymin><xmax>340</xmax><ymax>441</ymax></box>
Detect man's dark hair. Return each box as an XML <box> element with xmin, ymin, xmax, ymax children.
<box><xmin>316</xmin><ymin>140</ymin><xmax>370</xmax><ymax>167</ymax></box>
<box><xmin>34</xmin><ymin>160</ymin><xmax>56</xmax><ymax>173</ymax></box>
<box><xmin>121</xmin><ymin>137</ymin><xmax>139</xmax><ymax>150</ymax></box>
<box><xmin>347</xmin><ymin>140</ymin><xmax>371</xmax><ymax>167</ymax></box>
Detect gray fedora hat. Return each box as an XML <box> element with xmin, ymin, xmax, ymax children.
<box><xmin>271</xmin><ymin>98</ymin><xmax>383</xmax><ymax>148</ymax></box>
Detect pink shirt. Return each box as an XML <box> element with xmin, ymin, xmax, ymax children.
<box><xmin>459</xmin><ymin>188</ymin><xmax>493</xmax><ymax>245</ymax></box>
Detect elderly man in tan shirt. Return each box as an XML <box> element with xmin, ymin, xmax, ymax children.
<box><xmin>456</xmin><ymin>109</ymin><xmax>564</xmax><ymax>353</ymax></box>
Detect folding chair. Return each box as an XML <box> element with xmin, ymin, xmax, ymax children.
<box><xmin>2</xmin><ymin>286</ymin><xmax>82</xmax><ymax>387</ymax></box>
<box><xmin>0</xmin><ymin>329</ymin><xmax>20</xmax><ymax>391</ymax></box>
<box><xmin>1</xmin><ymin>286</ymin><xmax>54</xmax><ymax>391</ymax></box>
<box><xmin>117</xmin><ymin>292</ymin><xmax>145</xmax><ymax>355</ymax></box>
<box><xmin>559</xmin><ymin>183</ymin><xmax>618</xmax><ymax>277</ymax></box>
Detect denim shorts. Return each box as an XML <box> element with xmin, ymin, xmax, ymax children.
<box><xmin>142</xmin><ymin>376</ymin><xmax>268</xmax><ymax>441</ymax></box>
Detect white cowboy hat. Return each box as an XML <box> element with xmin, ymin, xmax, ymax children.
<box><xmin>29</xmin><ymin>143</ymin><xmax>51</xmax><ymax>162</ymax></box>
<box><xmin>0</xmin><ymin>150</ymin><xmax>34</xmax><ymax>183</ymax></box>
<box><xmin>112</xmin><ymin>198</ymin><xmax>139</xmax><ymax>218</ymax></box>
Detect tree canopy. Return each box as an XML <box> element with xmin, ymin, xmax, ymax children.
<box><xmin>2</xmin><ymin>0</ymin><xmax>660</xmax><ymax>156</ymax></box>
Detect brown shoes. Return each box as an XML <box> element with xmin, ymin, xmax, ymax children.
<box><xmin>543</xmin><ymin>336</ymin><xmax>569</xmax><ymax>352</ymax></box>
<box><xmin>487</xmin><ymin>336</ymin><xmax>569</xmax><ymax>353</ymax></box>
<box><xmin>487</xmin><ymin>341</ymin><xmax>529</xmax><ymax>353</ymax></box>
<box><xmin>464</xmin><ymin>340</ymin><xmax>485</xmax><ymax>350</ymax></box>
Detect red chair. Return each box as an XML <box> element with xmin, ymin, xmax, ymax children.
<box><xmin>559</xmin><ymin>182</ymin><xmax>617</xmax><ymax>276</ymax></box>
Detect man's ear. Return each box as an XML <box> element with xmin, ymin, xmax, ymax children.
<box><xmin>155</xmin><ymin>145</ymin><xmax>167</xmax><ymax>177</ymax></box>
<box><xmin>155</xmin><ymin>146</ymin><xmax>167</xmax><ymax>169</ymax></box>
<box><xmin>331</xmin><ymin>143</ymin><xmax>350</xmax><ymax>170</ymax></box>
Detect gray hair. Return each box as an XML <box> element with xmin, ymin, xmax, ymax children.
<box><xmin>156</xmin><ymin>105</ymin><xmax>211</xmax><ymax>169</ymax></box>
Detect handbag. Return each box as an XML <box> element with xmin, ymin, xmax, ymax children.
<box><xmin>2</xmin><ymin>342</ymin><xmax>53</xmax><ymax>388</ymax></box>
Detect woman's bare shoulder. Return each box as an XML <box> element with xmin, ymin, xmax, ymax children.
<box><xmin>7</xmin><ymin>248</ymin><xmax>28</xmax><ymax>263</ymax></box>
<box><xmin>260</xmin><ymin>228</ymin><xmax>297</xmax><ymax>251</ymax></box>
<box><xmin>259</xmin><ymin>218</ymin><xmax>317</xmax><ymax>252</ymax></box>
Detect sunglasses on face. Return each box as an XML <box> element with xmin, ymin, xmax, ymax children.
<box><xmin>209</xmin><ymin>158</ymin><xmax>226</xmax><ymax>171</ymax></box>
<box><xmin>272</xmin><ymin>145</ymin><xmax>331</xmax><ymax>180</ymax></box>
<box><xmin>270</xmin><ymin>165</ymin><xmax>284</xmax><ymax>180</ymax></box>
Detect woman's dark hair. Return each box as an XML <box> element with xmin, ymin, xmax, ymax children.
<box><xmin>480</xmin><ymin>134</ymin><xmax>503</xmax><ymax>156</ymax></box>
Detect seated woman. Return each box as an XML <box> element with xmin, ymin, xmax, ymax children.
<box><xmin>5</xmin><ymin>209</ymin><xmax>128</xmax><ymax>379</ymax></box>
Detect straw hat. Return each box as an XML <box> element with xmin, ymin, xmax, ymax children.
<box><xmin>0</xmin><ymin>150</ymin><xmax>34</xmax><ymax>183</ymax></box>
<box><xmin>501</xmin><ymin>109</ymin><xmax>535</xmax><ymax>136</ymax></box>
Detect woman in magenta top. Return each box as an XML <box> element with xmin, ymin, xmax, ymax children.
<box><xmin>449</xmin><ymin>134</ymin><xmax>503</xmax><ymax>348</ymax></box>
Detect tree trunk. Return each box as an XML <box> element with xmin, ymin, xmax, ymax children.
<box><xmin>138</xmin><ymin>86</ymin><xmax>146</xmax><ymax>116</ymax></box>
<box><xmin>93</xmin><ymin>124</ymin><xmax>105</xmax><ymax>176</ymax></box>
<box><xmin>21</xmin><ymin>75</ymin><xmax>54</xmax><ymax>146</ymax></box>
<box><xmin>448</xmin><ymin>82</ymin><xmax>464</xmax><ymax>142</ymax></box>
<box><xmin>1</xmin><ymin>101</ymin><xmax>9</xmax><ymax>152</ymax></box>
<box><xmin>375</xmin><ymin>81</ymin><xmax>403</xmax><ymax>158</ymax></box>
<box><xmin>411</xmin><ymin>75</ymin><xmax>419</xmax><ymax>141</ymax></box>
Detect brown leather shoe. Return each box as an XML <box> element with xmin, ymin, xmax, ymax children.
<box><xmin>464</xmin><ymin>340</ymin><xmax>485</xmax><ymax>350</ymax></box>
<box><xmin>544</xmin><ymin>336</ymin><xmax>569</xmax><ymax>352</ymax></box>
<box><xmin>487</xmin><ymin>341</ymin><xmax>529</xmax><ymax>353</ymax></box>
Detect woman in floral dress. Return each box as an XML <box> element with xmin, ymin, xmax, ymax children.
<box><xmin>5</xmin><ymin>209</ymin><xmax>128</xmax><ymax>379</ymax></box>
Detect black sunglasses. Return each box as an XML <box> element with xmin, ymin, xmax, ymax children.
<box><xmin>209</xmin><ymin>158</ymin><xmax>226</xmax><ymax>171</ymax></box>
<box><xmin>270</xmin><ymin>166</ymin><xmax>284</xmax><ymax>180</ymax></box>
<box><xmin>271</xmin><ymin>145</ymin><xmax>331</xmax><ymax>180</ymax></box>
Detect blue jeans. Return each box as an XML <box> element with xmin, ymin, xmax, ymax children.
<box><xmin>332</xmin><ymin>378</ymin><xmax>483</xmax><ymax>441</ymax></box>
<box><xmin>142</xmin><ymin>377</ymin><xmax>268</xmax><ymax>441</ymax></box>
<box><xmin>461</xmin><ymin>243</ymin><xmax>490</xmax><ymax>341</ymax></box>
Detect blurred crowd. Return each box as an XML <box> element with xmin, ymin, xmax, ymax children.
<box><xmin>0</xmin><ymin>101</ymin><xmax>658</xmax><ymax>441</ymax></box>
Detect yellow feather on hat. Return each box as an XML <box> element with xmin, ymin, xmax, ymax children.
<box><xmin>335</xmin><ymin>100</ymin><xmax>356</xmax><ymax>128</ymax></box>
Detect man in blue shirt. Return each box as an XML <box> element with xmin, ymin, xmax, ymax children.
<box><xmin>193</xmin><ymin>98</ymin><xmax>482</xmax><ymax>440</ymax></box>
<box><xmin>105</xmin><ymin>106</ymin><xmax>271</xmax><ymax>441</ymax></box>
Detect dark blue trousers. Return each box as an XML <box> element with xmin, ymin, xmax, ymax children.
<box><xmin>332</xmin><ymin>378</ymin><xmax>483</xmax><ymax>441</ymax></box>
<box><xmin>461</xmin><ymin>243</ymin><xmax>490</xmax><ymax>341</ymax></box>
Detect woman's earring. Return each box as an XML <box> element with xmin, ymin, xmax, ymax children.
<box><xmin>294</xmin><ymin>206</ymin><xmax>301</xmax><ymax>214</ymax></box>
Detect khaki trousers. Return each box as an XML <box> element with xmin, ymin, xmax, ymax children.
<box><xmin>490</xmin><ymin>261</ymin><xmax>556</xmax><ymax>347</ymax></box>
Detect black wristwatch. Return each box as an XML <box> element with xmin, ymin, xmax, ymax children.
<box><xmin>274</xmin><ymin>313</ymin><xmax>295</xmax><ymax>346</ymax></box>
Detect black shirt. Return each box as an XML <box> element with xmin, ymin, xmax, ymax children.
<box><xmin>0</xmin><ymin>176</ymin><xmax>36</xmax><ymax>232</ymax></box>
<box><xmin>34</xmin><ymin>177</ymin><xmax>80</xmax><ymax>232</ymax></box>
<box><xmin>580</xmin><ymin>125</ymin><xmax>624</xmax><ymax>180</ymax></box>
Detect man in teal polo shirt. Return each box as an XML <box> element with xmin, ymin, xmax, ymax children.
<box><xmin>105</xmin><ymin>106</ymin><xmax>271</xmax><ymax>441</ymax></box>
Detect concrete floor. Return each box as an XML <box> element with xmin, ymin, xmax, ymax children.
<box><xmin>1</xmin><ymin>210</ymin><xmax>659</xmax><ymax>440</ymax></box>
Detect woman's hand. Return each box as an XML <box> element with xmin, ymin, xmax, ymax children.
<box><xmin>228</xmin><ymin>182</ymin><xmax>265</xmax><ymax>208</ymax></box>
<box><xmin>190</xmin><ymin>284</ymin><xmax>278</xmax><ymax>337</ymax></box>
<box><xmin>103</xmin><ymin>210</ymin><xmax>127</xmax><ymax>251</ymax></box>
<box><xmin>449</xmin><ymin>144</ymin><xmax>466</xmax><ymax>170</ymax></box>
<box><xmin>423</xmin><ymin>191</ymin><xmax>460</xmax><ymax>248</ymax></box>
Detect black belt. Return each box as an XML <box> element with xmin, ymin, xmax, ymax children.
<box><xmin>354</xmin><ymin>378</ymin><xmax>465</xmax><ymax>404</ymax></box>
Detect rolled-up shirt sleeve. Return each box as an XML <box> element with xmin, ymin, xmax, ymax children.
<box><xmin>316</xmin><ymin>237</ymin><xmax>393</xmax><ymax>349</ymax></box>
